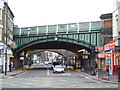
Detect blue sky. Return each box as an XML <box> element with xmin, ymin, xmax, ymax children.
<box><xmin>8</xmin><ymin>0</ymin><xmax>113</xmax><ymax>27</ymax></box>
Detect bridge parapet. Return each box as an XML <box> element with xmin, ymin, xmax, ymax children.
<box><xmin>13</xmin><ymin>21</ymin><xmax>101</xmax><ymax>36</ymax></box>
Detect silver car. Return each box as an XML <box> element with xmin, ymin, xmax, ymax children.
<box><xmin>53</xmin><ymin>65</ymin><xmax>65</xmax><ymax>73</ymax></box>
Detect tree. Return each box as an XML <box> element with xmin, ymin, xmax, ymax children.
<box><xmin>34</xmin><ymin>52</ymin><xmax>42</xmax><ymax>56</ymax></box>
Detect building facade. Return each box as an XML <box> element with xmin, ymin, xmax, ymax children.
<box><xmin>113</xmin><ymin>0</ymin><xmax>120</xmax><ymax>39</ymax></box>
<box><xmin>0</xmin><ymin>0</ymin><xmax>5</xmax><ymax>73</ymax></box>
<box><xmin>100</xmin><ymin>13</ymin><xmax>113</xmax><ymax>46</ymax></box>
<box><xmin>112</xmin><ymin>0</ymin><xmax>120</xmax><ymax>76</ymax></box>
<box><xmin>96</xmin><ymin>13</ymin><xmax>113</xmax><ymax>75</ymax></box>
<box><xmin>0</xmin><ymin>0</ymin><xmax>15</xmax><ymax>73</ymax></box>
<box><xmin>96</xmin><ymin>0</ymin><xmax>120</xmax><ymax>76</ymax></box>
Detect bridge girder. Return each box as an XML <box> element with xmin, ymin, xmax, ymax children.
<box><xmin>14</xmin><ymin>33</ymin><xmax>100</xmax><ymax>54</ymax></box>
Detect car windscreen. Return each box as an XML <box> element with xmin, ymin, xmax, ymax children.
<box><xmin>55</xmin><ymin>65</ymin><xmax>63</xmax><ymax>68</ymax></box>
<box><xmin>52</xmin><ymin>62</ymin><xmax>59</xmax><ymax>65</ymax></box>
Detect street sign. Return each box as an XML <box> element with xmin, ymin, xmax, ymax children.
<box><xmin>20</xmin><ymin>57</ymin><xmax>24</xmax><ymax>60</ymax></box>
<box><xmin>0</xmin><ymin>49</ymin><xmax>5</xmax><ymax>54</ymax></box>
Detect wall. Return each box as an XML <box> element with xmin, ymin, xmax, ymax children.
<box><xmin>100</xmin><ymin>13</ymin><xmax>113</xmax><ymax>46</ymax></box>
<box><xmin>113</xmin><ymin>0</ymin><xmax>120</xmax><ymax>39</ymax></box>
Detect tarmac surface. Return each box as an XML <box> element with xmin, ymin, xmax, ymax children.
<box><xmin>0</xmin><ymin>68</ymin><xmax>118</xmax><ymax>84</ymax></box>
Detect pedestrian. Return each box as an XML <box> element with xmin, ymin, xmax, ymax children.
<box><xmin>94</xmin><ymin>61</ymin><xmax>98</xmax><ymax>69</ymax></box>
<box><xmin>92</xmin><ymin>61</ymin><xmax>98</xmax><ymax>75</ymax></box>
<box><xmin>66</xmin><ymin>63</ymin><xmax>67</xmax><ymax>68</ymax></box>
<box><xmin>105</xmin><ymin>65</ymin><xmax>109</xmax><ymax>74</ymax></box>
<box><xmin>29</xmin><ymin>63</ymin><xmax>31</xmax><ymax>67</ymax></box>
<box><xmin>9</xmin><ymin>62</ymin><xmax>13</xmax><ymax>72</ymax></box>
<box><xmin>92</xmin><ymin>67</ymin><xmax>95</xmax><ymax>75</ymax></box>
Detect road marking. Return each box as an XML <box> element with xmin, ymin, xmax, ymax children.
<box><xmin>77</xmin><ymin>72</ymin><xmax>101</xmax><ymax>83</ymax></box>
<box><xmin>25</xmin><ymin>83</ymin><xmax>33</xmax><ymax>85</ymax></box>
<box><xmin>22</xmin><ymin>86</ymin><xmax>30</xmax><ymax>88</ymax></box>
<box><xmin>11</xmin><ymin>84</ymin><xmax>18</xmax><ymax>86</ymax></box>
<box><xmin>47</xmin><ymin>69</ymin><xmax>49</xmax><ymax>76</ymax></box>
<box><xmin>31</xmin><ymin>80</ymin><xmax>39</xmax><ymax>81</ymax></box>
<box><xmin>43</xmin><ymin>63</ymin><xmax>50</xmax><ymax>76</ymax></box>
<box><xmin>60</xmin><ymin>80</ymin><xmax>67</xmax><ymax>81</ymax></box>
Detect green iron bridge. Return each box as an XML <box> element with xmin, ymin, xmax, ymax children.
<box><xmin>13</xmin><ymin>21</ymin><xmax>101</xmax><ymax>54</ymax></box>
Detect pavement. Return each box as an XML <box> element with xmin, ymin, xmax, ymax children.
<box><xmin>0</xmin><ymin>69</ymin><xmax>24</xmax><ymax>79</ymax></box>
<box><xmin>79</xmin><ymin>71</ymin><xmax>118</xmax><ymax>84</ymax></box>
<box><xmin>0</xmin><ymin>68</ymin><xmax>119</xmax><ymax>85</ymax></box>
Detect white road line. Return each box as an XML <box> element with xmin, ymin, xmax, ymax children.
<box><xmin>47</xmin><ymin>69</ymin><xmax>49</xmax><ymax>76</ymax></box>
<box><xmin>43</xmin><ymin>63</ymin><xmax>50</xmax><ymax>76</ymax></box>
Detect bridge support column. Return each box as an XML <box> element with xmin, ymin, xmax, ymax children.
<box><xmin>74</xmin><ymin>56</ymin><xmax>82</xmax><ymax>70</ymax></box>
<box><xmin>89</xmin><ymin>52</ymin><xmax>97</xmax><ymax>68</ymax></box>
<box><xmin>12</xmin><ymin>53</ymin><xmax>22</xmax><ymax>70</ymax></box>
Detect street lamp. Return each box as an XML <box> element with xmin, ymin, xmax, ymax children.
<box><xmin>54</xmin><ymin>37</ymin><xmax>58</xmax><ymax>40</ymax></box>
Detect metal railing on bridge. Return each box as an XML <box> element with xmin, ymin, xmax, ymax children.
<box><xmin>13</xmin><ymin>21</ymin><xmax>101</xmax><ymax>36</ymax></box>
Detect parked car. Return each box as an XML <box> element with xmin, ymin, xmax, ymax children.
<box><xmin>44</xmin><ymin>61</ymin><xmax>49</xmax><ymax>65</ymax></box>
<box><xmin>53</xmin><ymin>65</ymin><xmax>65</xmax><ymax>73</ymax></box>
<box><xmin>48</xmin><ymin>61</ymin><xmax>52</xmax><ymax>64</ymax></box>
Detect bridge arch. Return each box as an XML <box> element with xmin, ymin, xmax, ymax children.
<box><xmin>15</xmin><ymin>35</ymin><xmax>95</xmax><ymax>55</ymax></box>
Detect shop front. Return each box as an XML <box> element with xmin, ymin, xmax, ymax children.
<box><xmin>97</xmin><ymin>53</ymin><xmax>105</xmax><ymax>70</ymax></box>
<box><xmin>97</xmin><ymin>40</ymin><xmax>119</xmax><ymax>76</ymax></box>
<box><xmin>104</xmin><ymin>53</ymin><xmax>112</xmax><ymax>75</ymax></box>
<box><xmin>109</xmin><ymin>40</ymin><xmax>119</xmax><ymax>76</ymax></box>
<box><xmin>111</xmin><ymin>50</ymin><xmax>119</xmax><ymax>76</ymax></box>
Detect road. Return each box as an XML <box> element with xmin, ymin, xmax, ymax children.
<box><xmin>1</xmin><ymin>64</ymin><xmax>118</xmax><ymax>88</ymax></box>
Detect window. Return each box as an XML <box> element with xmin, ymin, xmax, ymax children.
<box><xmin>0</xmin><ymin>27</ymin><xmax>2</xmax><ymax>41</ymax></box>
<box><xmin>82</xmin><ymin>55</ymin><xmax>88</xmax><ymax>59</ymax></box>
<box><xmin>0</xmin><ymin>9</ymin><xmax>2</xmax><ymax>20</ymax></box>
<box><xmin>103</xmin><ymin>20</ymin><xmax>112</xmax><ymax>27</ymax></box>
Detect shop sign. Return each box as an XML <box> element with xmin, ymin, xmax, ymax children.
<box><xmin>0</xmin><ymin>49</ymin><xmax>5</xmax><ymax>54</ymax></box>
<box><xmin>104</xmin><ymin>53</ymin><xmax>111</xmax><ymax>58</ymax></box>
<box><xmin>95</xmin><ymin>46</ymin><xmax>98</xmax><ymax>52</ymax></box>
<box><xmin>98</xmin><ymin>53</ymin><xmax>104</xmax><ymax>58</ymax></box>
<box><xmin>114</xmin><ymin>46</ymin><xmax>120</xmax><ymax>51</ymax></box>
<box><xmin>104</xmin><ymin>44</ymin><xmax>110</xmax><ymax>51</ymax></box>
<box><xmin>0</xmin><ymin>42</ymin><xmax>4</xmax><ymax>46</ymax></box>
<box><xmin>109</xmin><ymin>40</ymin><xmax>117</xmax><ymax>49</ymax></box>
<box><xmin>7</xmin><ymin>49</ymin><xmax>13</xmax><ymax>55</ymax></box>
<box><xmin>100</xmin><ymin>46</ymin><xmax>104</xmax><ymax>52</ymax></box>
<box><xmin>95</xmin><ymin>47</ymin><xmax>104</xmax><ymax>52</ymax></box>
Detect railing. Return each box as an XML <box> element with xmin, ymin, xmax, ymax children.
<box><xmin>13</xmin><ymin>21</ymin><xmax>101</xmax><ymax>36</ymax></box>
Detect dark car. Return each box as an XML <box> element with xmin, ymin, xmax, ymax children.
<box><xmin>51</xmin><ymin>61</ymin><xmax>60</xmax><ymax>69</ymax></box>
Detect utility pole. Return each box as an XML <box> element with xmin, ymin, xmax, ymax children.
<box><xmin>5</xmin><ymin>2</ymin><xmax>8</xmax><ymax>76</ymax></box>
